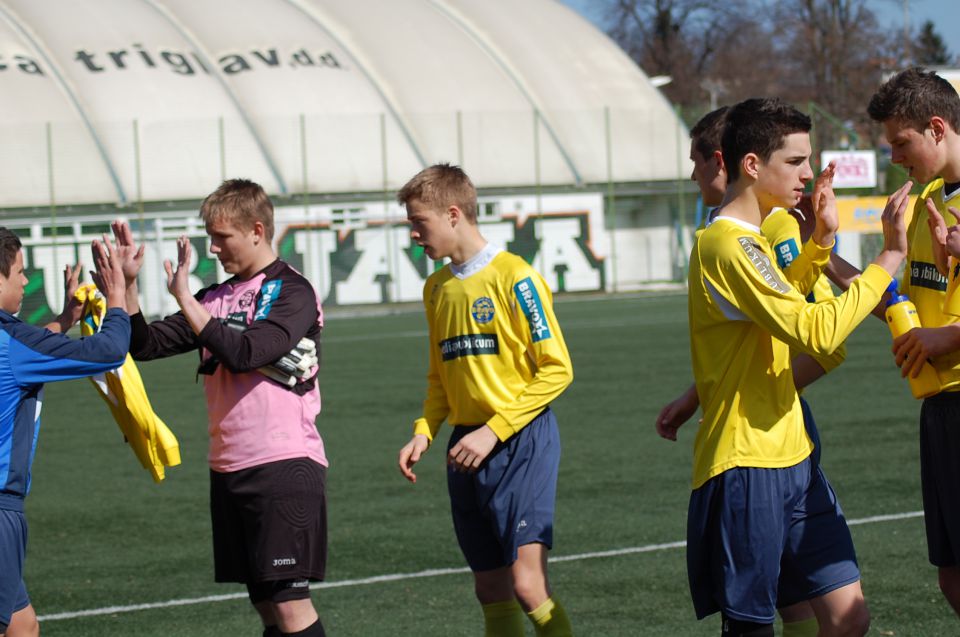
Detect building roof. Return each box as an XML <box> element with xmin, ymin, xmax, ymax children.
<box><xmin>0</xmin><ymin>0</ymin><xmax>689</xmax><ymax>207</ymax></box>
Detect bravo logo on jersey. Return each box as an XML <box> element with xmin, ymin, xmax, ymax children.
<box><xmin>515</xmin><ymin>277</ymin><xmax>551</xmax><ymax>342</ymax></box>
<box><xmin>254</xmin><ymin>279</ymin><xmax>282</xmax><ymax>320</ymax></box>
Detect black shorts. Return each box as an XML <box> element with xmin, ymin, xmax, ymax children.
<box><xmin>920</xmin><ymin>391</ymin><xmax>960</xmax><ymax>567</ymax></box>
<box><xmin>210</xmin><ymin>458</ymin><xmax>327</xmax><ymax>584</ymax></box>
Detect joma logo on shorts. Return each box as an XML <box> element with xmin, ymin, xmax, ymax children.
<box><xmin>272</xmin><ymin>557</ymin><xmax>297</xmax><ymax>567</ymax></box>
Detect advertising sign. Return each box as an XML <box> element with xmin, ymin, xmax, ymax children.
<box><xmin>821</xmin><ymin>150</ymin><xmax>877</xmax><ymax>189</ymax></box>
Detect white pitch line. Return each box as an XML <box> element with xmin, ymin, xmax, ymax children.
<box><xmin>36</xmin><ymin>510</ymin><xmax>924</xmax><ymax>623</ymax></box>
<box><xmin>846</xmin><ymin>510</ymin><xmax>923</xmax><ymax>526</ymax></box>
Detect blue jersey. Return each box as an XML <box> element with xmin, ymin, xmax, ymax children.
<box><xmin>0</xmin><ymin>308</ymin><xmax>129</xmax><ymax>511</ymax></box>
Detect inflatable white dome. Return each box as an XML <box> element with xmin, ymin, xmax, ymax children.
<box><xmin>0</xmin><ymin>0</ymin><xmax>688</xmax><ymax>208</ymax></box>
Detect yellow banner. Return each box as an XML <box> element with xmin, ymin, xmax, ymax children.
<box><xmin>837</xmin><ymin>196</ymin><xmax>918</xmax><ymax>234</ymax></box>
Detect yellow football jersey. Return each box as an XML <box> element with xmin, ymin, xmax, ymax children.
<box><xmin>76</xmin><ymin>284</ymin><xmax>180</xmax><ymax>482</ymax></box>
<box><xmin>688</xmin><ymin>217</ymin><xmax>890</xmax><ymax>488</ymax></box>
<box><xmin>413</xmin><ymin>248</ymin><xmax>573</xmax><ymax>442</ymax></box>
<box><xmin>905</xmin><ymin>178</ymin><xmax>960</xmax><ymax>390</ymax></box>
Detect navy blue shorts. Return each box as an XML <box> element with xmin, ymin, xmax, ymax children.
<box><xmin>447</xmin><ymin>408</ymin><xmax>560</xmax><ymax>572</ymax></box>
<box><xmin>0</xmin><ymin>508</ymin><xmax>30</xmax><ymax>630</ymax></box>
<box><xmin>920</xmin><ymin>391</ymin><xmax>960</xmax><ymax>567</ymax></box>
<box><xmin>687</xmin><ymin>457</ymin><xmax>860</xmax><ymax>623</ymax></box>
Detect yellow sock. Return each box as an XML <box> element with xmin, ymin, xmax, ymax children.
<box><xmin>527</xmin><ymin>597</ymin><xmax>573</xmax><ymax>637</ymax></box>
<box><xmin>782</xmin><ymin>616</ymin><xmax>818</xmax><ymax>637</ymax></box>
<box><xmin>482</xmin><ymin>599</ymin><xmax>525</xmax><ymax>637</ymax></box>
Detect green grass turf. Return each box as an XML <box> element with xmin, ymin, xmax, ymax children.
<box><xmin>21</xmin><ymin>293</ymin><xmax>955</xmax><ymax>635</ymax></box>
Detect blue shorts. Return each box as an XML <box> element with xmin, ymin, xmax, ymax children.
<box><xmin>687</xmin><ymin>457</ymin><xmax>860</xmax><ymax>623</ymax></box>
<box><xmin>0</xmin><ymin>509</ymin><xmax>30</xmax><ymax>630</ymax></box>
<box><xmin>447</xmin><ymin>408</ymin><xmax>560</xmax><ymax>572</ymax></box>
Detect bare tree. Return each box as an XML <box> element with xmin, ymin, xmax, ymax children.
<box><xmin>767</xmin><ymin>0</ymin><xmax>898</xmax><ymax>150</ymax></box>
<box><xmin>601</xmin><ymin>0</ymin><xmax>902</xmax><ymax>143</ymax></box>
<box><xmin>602</xmin><ymin>0</ymin><xmax>755</xmax><ymax>107</ymax></box>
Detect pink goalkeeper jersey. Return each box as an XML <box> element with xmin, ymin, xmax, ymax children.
<box><xmin>130</xmin><ymin>259</ymin><xmax>326</xmax><ymax>473</ymax></box>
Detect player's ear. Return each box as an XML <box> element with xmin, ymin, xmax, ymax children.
<box><xmin>713</xmin><ymin>149</ymin><xmax>727</xmax><ymax>177</ymax></box>
<box><xmin>251</xmin><ymin>220</ymin><xmax>267</xmax><ymax>244</ymax></box>
<box><xmin>742</xmin><ymin>152</ymin><xmax>761</xmax><ymax>180</ymax></box>
<box><xmin>447</xmin><ymin>205</ymin><xmax>462</xmax><ymax>227</ymax></box>
<box><xmin>930</xmin><ymin>116</ymin><xmax>947</xmax><ymax>143</ymax></box>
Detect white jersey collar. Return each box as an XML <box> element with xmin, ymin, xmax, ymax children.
<box><xmin>709</xmin><ymin>215</ymin><xmax>761</xmax><ymax>234</ymax></box>
<box><xmin>451</xmin><ymin>243</ymin><xmax>502</xmax><ymax>279</ymax></box>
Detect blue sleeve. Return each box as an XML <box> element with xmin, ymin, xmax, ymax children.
<box><xmin>8</xmin><ymin>308</ymin><xmax>130</xmax><ymax>385</ymax></box>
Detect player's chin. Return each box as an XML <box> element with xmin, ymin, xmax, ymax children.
<box><xmin>787</xmin><ymin>191</ymin><xmax>804</xmax><ymax>207</ymax></box>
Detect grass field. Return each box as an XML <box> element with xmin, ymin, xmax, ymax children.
<box><xmin>21</xmin><ymin>293</ymin><xmax>956</xmax><ymax>636</ymax></box>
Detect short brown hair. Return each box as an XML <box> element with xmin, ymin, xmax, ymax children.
<box><xmin>0</xmin><ymin>228</ymin><xmax>22</xmax><ymax>278</ymax></box>
<box><xmin>690</xmin><ymin>106</ymin><xmax>729</xmax><ymax>159</ymax></box>
<box><xmin>867</xmin><ymin>67</ymin><xmax>960</xmax><ymax>133</ymax></box>
<box><xmin>721</xmin><ymin>98</ymin><xmax>811</xmax><ymax>182</ymax></box>
<box><xmin>396</xmin><ymin>163</ymin><xmax>478</xmax><ymax>223</ymax></box>
<box><xmin>200</xmin><ymin>179</ymin><xmax>274</xmax><ymax>241</ymax></box>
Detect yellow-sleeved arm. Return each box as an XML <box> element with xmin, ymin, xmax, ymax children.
<box><xmin>762</xmin><ymin>210</ymin><xmax>847</xmax><ymax>373</ymax></box>
<box><xmin>803</xmin><ymin>276</ymin><xmax>847</xmax><ymax>373</ymax></box>
<box><xmin>703</xmin><ymin>234</ymin><xmax>890</xmax><ymax>357</ymax></box>
<box><xmin>810</xmin><ymin>341</ymin><xmax>846</xmax><ymax>374</ymax></box>
<box><xmin>485</xmin><ymin>273</ymin><xmax>573</xmax><ymax>441</ymax></box>
<box><xmin>413</xmin><ymin>297</ymin><xmax>451</xmax><ymax>442</ymax></box>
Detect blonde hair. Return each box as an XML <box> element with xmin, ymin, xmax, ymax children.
<box><xmin>396</xmin><ymin>163</ymin><xmax>478</xmax><ymax>223</ymax></box>
<box><xmin>200</xmin><ymin>179</ymin><xmax>275</xmax><ymax>240</ymax></box>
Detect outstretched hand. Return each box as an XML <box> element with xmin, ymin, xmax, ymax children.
<box><xmin>926</xmin><ymin>198</ymin><xmax>960</xmax><ymax>274</ymax></box>
<box><xmin>59</xmin><ymin>262</ymin><xmax>84</xmax><ymax>327</ymax></box>
<box><xmin>164</xmin><ymin>235</ymin><xmax>192</xmax><ymax>301</ymax></box>
<box><xmin>811</xmin><ymin>161</ymin><xmax>838</xmax><ymax>247</ymax></box>
<box><xmin>111</xmin><ymin>220</ymin><xmax>145</xmax><ymax>287</ymax></box>
<box><xmin>881</xmin><ymin>181</ymin><xmax>914</xmax><ymax>257</ymax></box>
<box><xmin>90</xmin><ymin>235</ymin><xmax>126</xmax><ymax>308</ymax></box>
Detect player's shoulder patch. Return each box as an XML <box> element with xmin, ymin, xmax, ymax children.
<box><xmin>772</xmin><ymin>237</ymin><xmax>800</xmax><ymax>269</ymax></box>
<box><xmin>737</xmin><ymin>236</ymin><xmax>791</xmax><ymax>294</ymax></box>
<box><xmin>513</xmin><ymin>277</ymin><xmax>552</xmax><ymax>342</ymax></box>
<box><xmin>254</xmin><ymin>279</ymin><xmax>283</xmax><ymax>321</ymax></box>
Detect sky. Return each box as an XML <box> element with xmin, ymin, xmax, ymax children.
<box><xmin>560</xmin><ymin>0</ymin><xmax>960</xmax><ymax>57</ymax></box>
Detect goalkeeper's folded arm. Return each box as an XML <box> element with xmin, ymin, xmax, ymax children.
<box><xmin>222</xmin><ymin>320</ymin><xmax>318</xmax><ymax>387</ymax></box>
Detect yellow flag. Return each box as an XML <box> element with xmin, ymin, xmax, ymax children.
<box><xmin>76</xmin><ymin>284</ymin><xmax>180</xmax><ymax>482</ymax></box>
